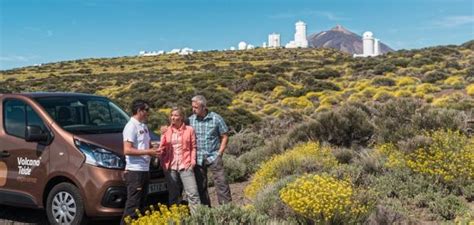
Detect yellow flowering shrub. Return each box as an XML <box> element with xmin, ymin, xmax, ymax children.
<box><xmin>305</xmin><ymin>91</ymin><xmax>323</xmax><ymax>100</ymax></box>
<box><xmin>360</xmin><ymin>86</ymin><xmax>377</xmax><ymax>98</ymax></box>
<box><xmin>244</xmin><ymin>142</ymin><xmax>338</xmax><ymax>198</ymax></box>
<box><xmin>396</xmin><ymin>76</ymin><xmax>419</xmax><ymax>86</ymax></box>
<box><xmin>281</xmin><ymin>96</ymin><xmax>314</xmax><ymax>109</ymax></box>
<box><xmin>431</xmin><ymin>92</ymin><xmax>464</xmax><ymax>108</ymax></box>
<box><xmin>466</xmin><ymin>83</ymin><xmax>474</xmax><ymax>96</ymax></box>
<box><xmin>319</xmin><ymin>95</ymin><xmax>340</xmax><ymax>106</ymax></box>
<box><xmin>347</xmin><ymin>92</ymin><xmax>368</xmax><ymax>102</ymax></box>
<box><xmin>231</xmin><ymin>91</ymin><xmax>267</xmax><ymax>112</ymax></box>
<box><xmin>372</xmin><ymin>90</ymin><xmax>394</xmax><ymax>101</ymax></box>
<box><xmin>261</xmin><ymin>104</ymin><xmax>281</xmax><ymax>116</ymax></box>
<box><xmin>353</xmin><ymin>79</ymin><xmax>371</xmax><ymax>91</ymax></box>
<box><xmin>443</xmin><ymin>76</ymin><xmax>464</xmax><ymax>86</ymax></box>
<box><xmin>377</xmin><ymin>130</ymin><xmax>474</xmax><ymax>182</ymax></box>
<box><xmin>158</xmin><ymin>108</ymin><xmax>172</xmax><ymax>116</ymax></box>
<box><xmin>125</xmin><ymin>204</ymin><xmax>190</xmax><ymax>225</ymax></box>
<box><xmin>394</xmin><ymin>90</ymin><xmax>412</xmax><ymax>97</ymax></box>
<box><xmin>316</xmin><ymin>103</ymin><xmax>333</xmax><ymax>112</ymax></box>
<box><xmin>415</xmin><ymin>83</ymin><xmax>441</xmax><ymax>94</ymax></box>
<box><xmin>280</xmin><ymin>174</ymin><xmax>368</xmax><ymax>223</ymax></box>
<box><xmin>271</xmin><ymin>85</ymin><xmax>287</xmax><ymax>99</ymax></box>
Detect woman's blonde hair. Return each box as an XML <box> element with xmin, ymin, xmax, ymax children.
<box><xmin>170</xmin><ymin>106</ymin><xmax>186</xmax><ymax>118</ymax></box>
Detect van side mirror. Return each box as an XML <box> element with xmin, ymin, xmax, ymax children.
<box><xmin>25</xmin><ymin>125</ymin><xmax>49</xmax><ymax>143</ymax></box>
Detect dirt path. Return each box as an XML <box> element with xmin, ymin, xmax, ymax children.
<box><xmin>209</xmin><ymin>180</ymin><xmax>251</xmax><ymax>206</ymax></box>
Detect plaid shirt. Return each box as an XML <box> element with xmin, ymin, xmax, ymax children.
<box><xmin>189</xmin><ymin>111</ymin><xmax>229</xmax><ymax>166</ymax></box>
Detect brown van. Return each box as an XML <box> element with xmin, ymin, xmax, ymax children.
<box><xmin>0</xmin><ymin>92</ymin><xmax>167</xmax><ymax>224</ymax></box>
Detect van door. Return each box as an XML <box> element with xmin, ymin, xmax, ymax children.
<box><xmin>0</xmin><ymin>99</ymin><xmax>50</xmax><ymax>207</ymax></box>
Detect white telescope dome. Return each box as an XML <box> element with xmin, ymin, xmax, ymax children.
<box><xmin>363</xmin><ymin>31</ymin><xmax>373</xmax><ymax>38</ymax></box>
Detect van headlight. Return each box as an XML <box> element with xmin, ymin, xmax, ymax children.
<box><xmin>74</xmin><ymin>139</ymin><xmax>125</xmax><ymax>169</ymax></box>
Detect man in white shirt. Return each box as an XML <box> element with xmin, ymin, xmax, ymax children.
<box><xmin>121</xmin><ymin>100</ymin><xmax>160</xmax><ymax>225</ymax></box>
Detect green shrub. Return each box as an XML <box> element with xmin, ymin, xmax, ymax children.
<box><xmin>222</xmin><ymin>155</ymin><xmax>247</xmax><ymax>183</ymax></box>
<box><xmin>429</xmin><ymin>194</ymin><xmax>470</xmax><ymax>220</ymax></box>
<box><xmin>373</xmin><ymin>62</ymin><xmax>396</xmax><ymax>75</ymax></box>
<box><xmin>238</xmin><ymin>146</ymin><xmax>272</xmax><ymax>175</ymax></box>
<box><xmin>412</xmin><ymin>106</ymin><xmax>466</xmax><ymax>132</ymax></box>
<box><xmin>372</xmin><ymin>98</ymin><xmax>422</xmax><ymax>143</ymax></box>
<box><xmin>310</xmin><ymin>104</ymin><xmax>375</xmax><ymax>147</ymax></box>
<box><xmin>371</xmin><ymin>77</ymin><xmax>396</xmax><ymax>87</ymax></box>
<box><xmin>310</xmin><ymin>68</ymin><xmax>341</xmax><ymax>79</ymax></box>
<box><xmin>184</xmin><ymin>204</ymin><xmax>270</xmax><ymax>225</ymax></box>
<box><xmin>227</xmin><ymin>130</ymin><xmax>264</xmax><ymax>156</ymax></box>
<box><xmin>422</xmin><ymin>70</ymin><xmax>448</xmax><ymax>83</ymax></box>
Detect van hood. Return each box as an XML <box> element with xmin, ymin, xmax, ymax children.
<box><xmin>74</xmin><ymin>133</ymin><xmax>124</xmax><ymax>156</ymax></box>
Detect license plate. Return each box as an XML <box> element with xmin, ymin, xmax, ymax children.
<box><xmin>148</xmin><ymin>182</ymin><xmax>167</xmax><ymax>194</ymax></box>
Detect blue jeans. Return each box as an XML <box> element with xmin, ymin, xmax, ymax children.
<box><xmin>164</xmin><ymin>169</ymin><xmax>201</xmax><ymax>213</ymax></box>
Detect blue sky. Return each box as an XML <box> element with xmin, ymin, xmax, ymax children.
<box><xmin>0</xmin><ymin>0</ymin><xmax>473</xmax><ymax>70</ymax></box>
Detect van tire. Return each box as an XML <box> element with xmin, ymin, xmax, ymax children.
<box><xmin>46</xmin><ymin>182</ymin><xmax>88</xmax><ymax>225</ymax></box>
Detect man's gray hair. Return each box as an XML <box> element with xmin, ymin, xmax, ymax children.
<box><xmin>192</xmin><ymin>95</ymin><xmax>207</xmax><ymax>108</ymax></box>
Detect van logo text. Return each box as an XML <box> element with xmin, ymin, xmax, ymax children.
<box><xmin>17</xmin><ymin>157</ymin><xmax>40</xmax><ymax>176</ymax></box>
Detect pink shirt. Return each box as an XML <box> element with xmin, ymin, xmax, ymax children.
<box><xmin>170</xmin><ymin>128</ymin><xmax>184</xmax><ymax>170</ymax></box>
<box><xmin>158</xmin><ymin>124</ymin><xmax>197</xmax><ymax>171</ymax></box>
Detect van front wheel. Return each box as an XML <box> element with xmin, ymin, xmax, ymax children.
<box><xmin>46</xmin><ymin>182</ymin><xmax>87</xmax><ymax>225</ymax></box>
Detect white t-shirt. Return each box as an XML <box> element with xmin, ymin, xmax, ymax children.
<box><xmin>122</xmin><ymin>117</ymin><xmax>150</xmax><ymax>171</ymax></box>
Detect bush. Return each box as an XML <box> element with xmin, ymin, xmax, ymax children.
<box><xmin>370</xmin><ymin>168</ymin><xmax>471</xmax><ymax>222</ymax></box>
<box><xmin>466</xmin><ymin>83</ymin><xmax>474</xmax><ymax>96</ymax></box>
<box><xmin>244</xmin><ymin>142</ymin><xmax>338</xmax><ymax>198</ymax></box>
<box><xmin>214</xmin><ymin>107</ymin><xmax>260</xmax><ymax>132</ymax></box>
<box><xmin>371</xmin><ymin>77</ymin><xmax>396</xmax><ymax>87</ymax></box>
<box><xmin>280</xmin><ymin>174</ymin><xmax>369</xmax><ymax>224</ymax></box>
<box><xmin>373</xmin><ymin>98</ymin><xmax>423</xmax><ymax>143</ymax></box>
<box><xmin>377</xmin><ymin>130</ymin><xmax>474</xmax><ymax>184</ymax></box>
<box><xmin>443</xmin><ymin>76</ymin><xmax>464</xmax><ymax>87</ymax></box>
<box><xmin>226</xmin><ymin>130</ymin><xmax>264</xmax><ymax>156</ymax></box>
<box><xmin>429</xmin><ymin>194</ymin><xmax>470</xmax><ymax>220</ymax></box>
<box><xmin>310</xmin><ymin>68</ymin><xmax>341</xmax><ymax>79</ymax></box>
<box><xmin>238</xmin><ymin>146</ymin><xmax>272</xmax><ymax>176</ymax></box>
<box><xmin>184</xmin><ymin>204</ymin><xmax>270</xmax><ymax>224</ymax></box>
<box><xmin>310</xmin><ymin>104</ymin><xmax>375</xmax><ymax>147</ymax></box>
<box><xmin>222</xmin><ymin>155</ymin><xmax>247</xmax><ymax>183</ymax></box>
<box><xmin>124</xmin><ymin>203</ymin><xmax>189</xmax><ymax>225</ymax></box>
<box><xmin>281</xmin><ymin>96</ymin><xmax>314</xmax><ymax>110</ymax></box>
<box><xmin>412</xmin><ymin>106</ymin><xmax>466</xmax><ymax>132</ymax></box>
<box><xmin>373</xmin><ymin>62</ymin><xmax>396</xmax><ymax>75</ymax></box>
<box><xmin>422</xmin><ymin>70</ymin><xmax>447</xmax><ymax>83</ymax></box>
<box><xmin>253</xmin><ymin>175</ymin><xmax>304</xmax><ymax>223</ymax></box>
<box><xmin>396</xmin><ymin>76</ymin><xmax>419</xmax><ymax>86</ymax></box>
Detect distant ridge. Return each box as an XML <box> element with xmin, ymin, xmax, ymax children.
<box><xmin>308</xmin><ymin>25</ymin><xmax>394</xmax><ymax>55</ymax></box>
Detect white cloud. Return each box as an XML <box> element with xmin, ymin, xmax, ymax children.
<box><xmin>0</xmin><ymin>55</ymin><xmax>39</xmax><ymax>62</ymax></box>
<box><xmin>0</xmin><ymin>56</ymin><xmax>29</xmax><ymax>62</ymax></box>
<box><xmin>434</xmin><ymin>15</ymin><xmax>474</xmax><ymax>28</ymax></box>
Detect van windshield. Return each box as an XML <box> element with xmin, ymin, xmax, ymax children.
<box><xmin>34</xmin><ymin>96</ymin><xmax>130</xmax><ymax>134</ymax></box>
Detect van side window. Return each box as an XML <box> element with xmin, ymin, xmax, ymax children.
<box><xmin>4</xmin><ymin>100</ymin><xmax>26</xmax><ymax>138</ymax></box>
<box><xmin>4</xmin><ymin>100</ymin><xmax>47</xmax><ymax>139</ymax></box>
<box><xmin>27</xmin><ymin>105</ymin><xmax>47</xmax><ymax>132</ymax></box>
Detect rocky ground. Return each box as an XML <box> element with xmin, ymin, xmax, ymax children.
<box><xmin>0</xmin><ymin>181</ymin><xmax>250</xmax><ymax>225</ymax></box>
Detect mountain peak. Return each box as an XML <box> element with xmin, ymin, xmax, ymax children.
<box><xmin>308</xmin><ymin>25</ymin><xmax>394</xmax><ymax>55</ymax></box>
<box><xmin>331</xmin><ymin>24</ymin><xmax>352</xmax><ymax>34</ymax></box>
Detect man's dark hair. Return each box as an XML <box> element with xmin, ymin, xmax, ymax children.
<box><xmin>131</xmin><ymin>99</ymin><xmax>150</xmax><ymax>115</ymax></box>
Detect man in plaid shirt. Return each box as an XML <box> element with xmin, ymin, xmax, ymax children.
<box><xmin>189</xmin><ymin>95</ymin><xmax>232</xmax><ymax>206</ymax></box>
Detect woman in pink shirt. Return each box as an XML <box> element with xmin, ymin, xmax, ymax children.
<box><xmin>158</xmin><ymin>107</ymin><xmax>201</xmax><ymax>213</ymax></box>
